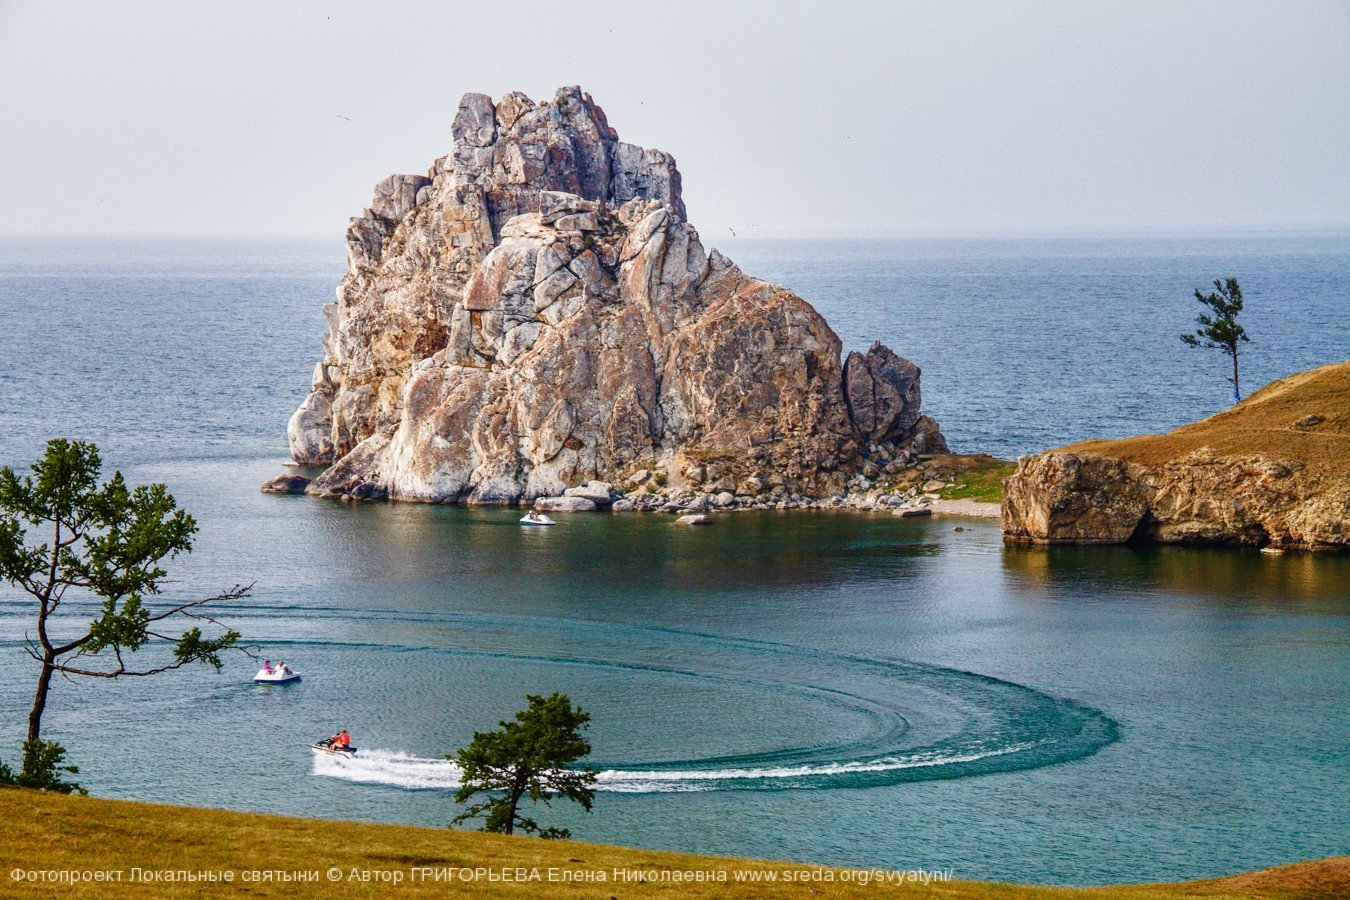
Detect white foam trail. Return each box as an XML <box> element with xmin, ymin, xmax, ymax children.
<box><xmin>312</xmin><ymin>750</ymin><xmax>463</xmax><ymax>790</ymax></box>
<box><xmin>312</xmin><ymin>742</ymin><xmax>1047</xmax><ymax>794</ymax></box>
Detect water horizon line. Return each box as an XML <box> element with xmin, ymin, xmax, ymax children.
<box><xmin>2</xmin><ymin>223</ymin><xmax>1350</xmax><ymax>244</ymax></box>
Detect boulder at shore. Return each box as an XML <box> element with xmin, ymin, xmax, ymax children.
<box><xmin>260</xmin><ymin>474</ymin><xmax>311</xmax><ymax>494</ymax></box>
<box><xmin>285</xmin><ymin>86</ymin><xmax>944</xmax><ymax>504</ymax></box>
<box><xmin>1002</xmin><ymin>361</ymin><xmax>1349</xmax><ymax>551</ymax></box>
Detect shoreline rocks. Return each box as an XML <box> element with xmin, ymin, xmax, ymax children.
<box><xmin>563</xmin><ymin>481</ymin><xmax>617</xmax><ymax>507</ymax></box>
<box><xmin>535</xmin><ymin>496</ymin><xmax>597</xmax><ymax>512</ymax></box>
<box><xmin>1002</xmin><ymin>362</ymin><xmax>1349</xmax><ymax>552</ymax></box>
<box><xmin>262</xmin><ymin>451</ymin><xmax>1008</xmax><ymax>520</ymax></box>
<box><xmin>260</xmin><ymin>473</ymin><xmax>311</xmax><ymax>494</ymax></box>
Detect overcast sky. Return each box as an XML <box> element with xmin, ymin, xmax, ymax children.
<box><xmin>1</xmin><ymin>0</ymin><xmax>1347</xmax><ymax>237</ymax></box>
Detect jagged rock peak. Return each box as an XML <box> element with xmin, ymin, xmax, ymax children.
<box><xmin>285</xmin><ymin>87</ymin><xmax>945</xmax><ymax>505</ymax></box>
<box><xmin>443</xmin><ymin>86</ymin><xmax>685</xmax><ymax>232</ymax></box>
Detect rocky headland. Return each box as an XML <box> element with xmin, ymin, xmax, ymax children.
<box><xmin>277</xmin><ymin>86</ymin><xmax>955</xmax><ymax>511</ymax></box>
<box><xmin>1002</xmin><ymin>361</ymin><xmax>1349</xmax><ymax>551</ymax></box>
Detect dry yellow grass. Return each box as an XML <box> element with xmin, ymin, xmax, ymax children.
<box><xmin>1063</xmin><ymin>360</ymin><xmax>1349</xmax><ymax>476</ymax></box>
<box><xmin>0</xmin><ymin>789</ymin><xmax>1344</xmax><ymax>898</ymax></box>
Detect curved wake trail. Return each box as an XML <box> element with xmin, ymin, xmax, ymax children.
<box><xmin>302</xmin><ymin>616</ymin><xmax>1119</xmax><ymax>794</ymax></box>
<box><xmin>313</xmin><ymin>735</ymin><xmax>1078</xmax><ymax>794</ymax></box>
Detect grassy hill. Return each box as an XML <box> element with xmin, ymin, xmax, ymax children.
<box><xmin>2</xmin><ymin>790</ymin><xmax>1345</xmax><ymax>898</ymax></box>
<box><xmin>1063</xmin><ymin>360</ymin><xmax>1349</xmax><ymax>477</ymax></box>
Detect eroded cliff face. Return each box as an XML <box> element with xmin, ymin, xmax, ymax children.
<box><xmin>1002</xmin><ymin>362</ymin><xmax>1349</xmax><ymax>551</ymax></box>
<box><xmin>289</xmin><ymin>86</ymin><xmax>943</xmax><ymax>503</ymax></box>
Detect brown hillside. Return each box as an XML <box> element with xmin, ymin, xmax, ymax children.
<box><xmin>2</xmin><ymin>790</ymin><xmax>1347</xmax><ymax>898</ymax></box>
<box><xmin>1064</xmin><ymin>360</ymin><xmax>1349</xmax><ymax>477</ymax></box>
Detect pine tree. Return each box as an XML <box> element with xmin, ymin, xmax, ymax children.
<box><xmin>451</xmin><ymin>692</ymin><xmax>598</xmax><ymax>838</ymax></box>
<box><xmin>0</xmin><ymin>439</ymin><xmax>247</xmax><ymax>791</ymax></box>
<box><xmin>1181</xmin><ymin>278</ymin><xmax>1251</xmax><ymax>402</ymax></box>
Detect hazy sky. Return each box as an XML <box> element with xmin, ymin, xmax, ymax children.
<box><xmin>1</xmin><ymin>0</ymin><xmax>1347</xmax><ymax>237</ymax></box>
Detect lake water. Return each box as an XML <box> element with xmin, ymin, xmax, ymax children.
<box><xmin>0</xmin><ymin>234</ymin><xmax>1346</xmax><ymax>885</ymax></box>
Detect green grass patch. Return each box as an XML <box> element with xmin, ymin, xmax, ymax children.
<box><xmin>937</xmin><ymin>462</ymin><xmax>1016</xmax><ymax>503</ymax></box>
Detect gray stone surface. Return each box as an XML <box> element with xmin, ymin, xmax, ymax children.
<box><xmin>534</xmin><ymin>496</ymin><xmax>598</xmax><ymax>512</ymax></box>
<box><xmin>260</xmin><ymin>473</ymin><xmax>311</xmax><ymax>494</ymax></box>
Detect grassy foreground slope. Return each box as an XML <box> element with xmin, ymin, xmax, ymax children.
<box><xmin>1063</xmin><ymin>360</ymin><xmax>1349</xmax><ymax>477</ymax></box>
<box><xmin>2</xmin><ymin>791</ymin><xmax>1345</xmax><ymax>898</ymax></box>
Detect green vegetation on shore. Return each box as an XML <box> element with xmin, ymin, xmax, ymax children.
<box><xmin>3</xmin><ymin>790</ymin><xmax>1345</xmax><ymax>898</ymax></box>
<box><xmin>936</xmin><ymin>460</ymin><xmax>1018</xmax><ymax>503</ymax></box>
<box><xmin>869</xmin><ymin>453</ymin><xmax>1015</xmax><ymax>504</ymax></box>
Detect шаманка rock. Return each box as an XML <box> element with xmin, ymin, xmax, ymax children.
<box><xmin>286</xmin><ymin>86</ymin><xmax>945</xmax><ymax>504</ymax></box>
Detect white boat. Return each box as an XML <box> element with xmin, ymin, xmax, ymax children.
<box><xmin>254</xmin><ymin>665</ymin><xmax>301</xmax><ymax>684</ymax></box>
<box><xmin>312</xmin><ymin>740</ymin><xmax>357</xmax><ymax>757</ymax></box>
<box><xmin>519</xmin><ymin>513</ymin><xmax>556</xmax><ymax>526</ymax></box>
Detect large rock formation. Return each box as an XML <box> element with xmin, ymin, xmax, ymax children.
<box><xmin>288</xmin><ymin>86</ymin><xmax>944</xmax><ymax>504</ymax></box>
<box><xmin>843</xmin><ymin>341</ymin><xmax>947</xmax><ymax>456</ymax></box>
<box><xmin>1002</xmin><ymin>361</ymin><xmax>1349</xmax><ymax>551</ymax></box>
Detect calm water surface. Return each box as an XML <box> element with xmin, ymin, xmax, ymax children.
<box><xmin>0</xmin><ymin>235</ymin><xmax>1346</xmax><ymax>885</ymax></box>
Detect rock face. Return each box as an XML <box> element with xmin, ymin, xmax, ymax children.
<box><xmin>290</xmin><ymin>86</ymin><xmax>945</xmax><ymax>504</ymax></box>
<box><xmin>260</xmin><ymin>473</ymin><xmax>311</xmax><ymax>494</ymax></box>
<box><xmin>845</xmin><ymin>342</ymin><xmax>920</xmax><ymax>443</ymax></box>
<box><xmin>1002</xmin><ymin>454</ymin><xmax>1153</xmax><ymax>544</ymax></box>
<box><xmin>563</xmin><ymin>480</ymin><xmax>617</xmax><ymax>506</ymax></box>
<box><xmin>843</xmin><ymin>342</ymin><xmax>948</xmax><ymax>456</ymax></box>
<box><xmin>535</xmin><ymin>496</ymin><xmax>596</xmax><ymax>512</ymax></box>
<box><xmin>1002</xmin><ymin>362</ymin><xmax>1350</xmax><ymax>551</ymax></box>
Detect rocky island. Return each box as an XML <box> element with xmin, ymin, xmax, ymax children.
<box><xmin>1002</xmin><ymin>361</ymin><xmax>1349</xmax><ymax>551</ymax></box>
<box><xmin>279</xmin><ymin>86</ymin><xmax>947</xmax><ymax>508</ymax></box>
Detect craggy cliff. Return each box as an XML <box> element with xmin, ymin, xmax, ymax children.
<box><xmin>1002</xmin><ymin>361</ymin><xmax>1349</xmax><ymax>551</ymax></box>
<box><xmin>286</xmin><ymin>87</ymin><xmax>944</xmax><ymax>504</ymax></box>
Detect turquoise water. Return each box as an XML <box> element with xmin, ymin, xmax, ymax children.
<box><xmin>0</xmin><ymin>236</ymin><xmax>1346</xmax><ymax>884</ymax></box>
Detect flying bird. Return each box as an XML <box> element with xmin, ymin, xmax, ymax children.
<box><xmin>336</xmin><ymin>115</ymin><xmax>351</xmax><ymax>121</ymax></box>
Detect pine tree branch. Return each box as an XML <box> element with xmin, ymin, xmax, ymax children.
<box><xmin>143</xmin><ymin>584</ymin><xmax>253</xmax><ymax>623</ymax></box>
<box><xmin>49</xmin><ymin>658</ymin><xmax>195</xmax><ymax>679</ymax></box>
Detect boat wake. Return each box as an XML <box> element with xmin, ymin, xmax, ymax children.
<box><xmin>312</xmin><ymin>739</ymin><xmax>1066</xmax><ymax>793</ymax></box>
<box><xmin>298</xmin><ymin>615</ymin><xmax>1118</xmax><ymax>793</ymax></box>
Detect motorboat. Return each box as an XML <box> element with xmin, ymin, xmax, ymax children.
<box><xmin>312</xmin><ymin>738</ymin><xmax>357</xmax><ymax>757</ymax></box>
<box><xmin>519</xmin><ymin>513</ymin><xmax>556</xmax><ymax>526</ymax></box>
<box><xmin>254</xmin><ymin>664</ymin><xmax>301</xmax><ymax>684</ymax></box>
